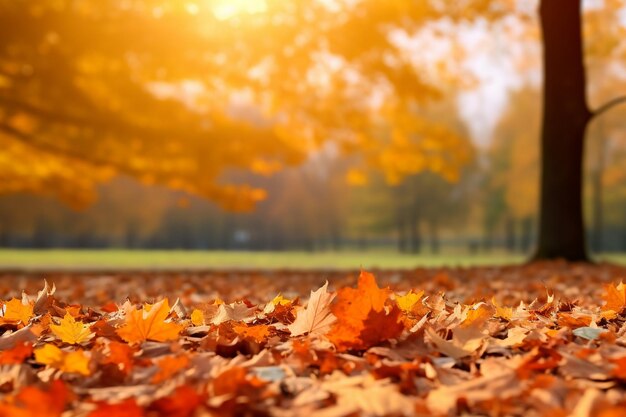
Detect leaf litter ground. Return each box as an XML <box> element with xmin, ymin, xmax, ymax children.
<box><xmin>2</xmin><ymin>262</ymin><xmax>626</xmax><ymax>416</ymax></box>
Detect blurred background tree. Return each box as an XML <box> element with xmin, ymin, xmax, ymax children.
<box><xmin>1</xmin><ymin>0</ymin><xmax>626</xmax><ymax>260</ymax></box>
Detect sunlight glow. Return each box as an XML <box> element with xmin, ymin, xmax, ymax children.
<box><xmin>210</xmin><ymin>0</ymin><xmax>268</xmax><ymax>20</ymax></box>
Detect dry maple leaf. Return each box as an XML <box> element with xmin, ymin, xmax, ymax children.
<box><xmin>0</xmin><ymin>325</ymin><xmax>38</xmax><ymax>350</ymax></box>
<box><xmin>34</xmin><ymin>279</ymin><xmax>56</xmax><ymax>315</ymax></box>
<box><xmin>288</xmin><ymin>281</ymin><xmax>336</xmax><ymax>337</ymax></box>
<box><xmin>211</xmin><ymin>302</ymin><xmax>257</xmax><ymax>325</ymax></box>
<box><xmin>491</xmin><ymin>297</ymin><xmax>514</xmax><ymax>321</ymax></box>
<box><xmin>34</xmin><ymin>344</ymin><xmax>91</xmax><ymax>376</ymax></box>
<box><xmin>319</xmin><ymin>375</ymin><xmax>415</xmax><ymax>417</ymax></box>
<box><xmin>425</xmin><ymin>327</ymin><xmax>475</xmax><ymax>360</ymax></box>
<box><xmin>51</xmin><ymin>312</ymin><xmax>95</xmax><ymax>345</ymax></box>
<box><xmin>426</xmin><ymin>366</ymin><xmax>520</xmax><ymax>414</ymax></box>
<box><xmin>601</xmin><ymin>282</ymin><xmax>626</xmax><ymax>319</ymax></box>
<box><xmin>117</xmin><ymin>299</ymin><xmax>184</xmax><ymax>344</ymax></box>
<box><xmin>327</xmin><ymin>271</ymin><xmax>404</xmax><ymax>351</ymax></box>
<box><xmin>1</xmin><ymin>298</ymin><xmax>34</xmax><ymax>326</ymax></box>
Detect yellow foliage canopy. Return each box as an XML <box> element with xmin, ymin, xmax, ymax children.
<box><xmin>0</xmin><ymin>0</ymin><xmax>490</xmax><ymax>209</ymax></box>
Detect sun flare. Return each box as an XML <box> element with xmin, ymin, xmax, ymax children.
<box><xmin>209</xmin><ymin>0</ymin><xmax>268</xmax><ymax>20</ymax></box>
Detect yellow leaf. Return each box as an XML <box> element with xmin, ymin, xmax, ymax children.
<box><xmin>34</xmin><ymin>344</ymin><xmax>90</xmax><ymax>376</ymax></box>
<box><xmin>271</xmin><ymin>293</ymin><xmax>291</xmax><ymax>306</ymax></box>
<box><xmin>50</xmin><ymin>313</ymin><xmax>94</xmax><ymax>345</ymax></box>
<box><xmin>117</xmin><ymin>299</ymin><xmax>184</xmax><ymax>344</ymax></box>
<box><xmin>462</xmin><ymin>303</ymin><xmax>493</xmax><ymax>327</ymax></box>
<box><xmin>1</xmin><ymin>298</ymin><xmax>34</xmax><ymax>325</ymax></box>
<box><xmin>491</xmin><ymin>297</ymin><xmax>513</xmax><ymax>321</ymax></box>
<box><xmin>396</xmin><ymin>290</ymin><xmax>425</xmax><ymax>314</ymax></box>
<box><xmin>190</xmin><ymin>309</ymin><xmax>205</xmax><ymax>326</ymax></box>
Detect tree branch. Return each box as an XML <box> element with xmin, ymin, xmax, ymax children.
<box><xmin>592</xmin><ymin>96</ymin><xmax>626</xmax><ymax>120</ymax></box>
<box><xmin>0</xmin><ymin>123</ymin><xmax>141</xmax><ymax>176</ymax></box>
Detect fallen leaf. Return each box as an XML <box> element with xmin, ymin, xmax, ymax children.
<box><xmin>190</xmin><ymin>309</ymin><xmax>205</xmax><ymax>326</ymax></box>
<box><xmin>211</xmin><ymin>302</ymin><xmax>256</xmax><ymax>326</ymax></box>
<box><xmin>117</xmin><ymin>299</ymin><xmax>184</xmax><ymax>344</ymax></box>
<box><xmin>396</xmin><ymin>290</ymin><xmax>425</xmax><ymax>314</ymax></box>
<box><xmin>233</xmin><ymin>323</ymin><xmax>272</xmax><ymax>343</ymax></box>
<box><xmin>101</xmin><ymin>341</ymin><xmax>136</xmax><ymax>373</ymax></box>
<box><xmin>491</xmin><ymin>297</ymin><xmax>514</xmax><ymax>321</ymax></box>
<box><xmin>288</xmin><ymin>281</ymin><xmax>336</xmax><ymax>337</ymax></box>
<box><xmin>34</xmin><ymin>279</ymin><xmax>56</xmax><ymax>315</ymax></box>
<box><xmin>152</xmin><ymin>354</ymin><xmax>190</xmax><ymax>383</ymax></box>
<box><xmin>0</xmin><ymin>342</ymin><xmax>33</xmax><ymax>365</ymax></box>
<box><xmin>87</xmin><ymin>399</ymin><xmax>144</xmax><ymax>417</ymax></box>
<box><xmin>327</xmin><ymin>271</ymin><xmax>403</xmax><ymax>351</ymax></box>
<box><xmin>0</xmin><ymin>380</ymin><xmax>68</xmax><ymax>417</ymax></box>
<box><xmin>51</xmin><ymin>313</ymin><xmax>95</xmax><ymax>345</ymax></box>
<box><xmin>601</xmin><ymin>282</ymin><xmax>626</xmax><ymax>319</ymax></box>
<box><xmin>1</xmin><ymin>298</ymin><xmax>34</xmax><ymax>326</ymax></box>
<box><xmin>34</xmin><ymin>343</ymin><xmax>91</xmax><ymax>375</ymax></box>
<box><xmin>572</xmin><ymin>327</ymin><xmax>607</xmax><ymax>341</ymax></box>
<box><xmin>149</xmin><ymin>385</ymin><xmax>204</xmax><ymax>417</ymax></box>
<box><xmin>0</xmin><ymin>325</ymin><xmax>38</xmax><ymax>350</ymax></box>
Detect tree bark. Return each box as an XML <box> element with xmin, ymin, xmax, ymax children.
<box><xmin>534</xmin><ymin>0</ymin><xmax>591</xmax><ymax>261</ymax></box>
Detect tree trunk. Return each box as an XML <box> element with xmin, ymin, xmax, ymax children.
<box><xmin>534</xmin><ymin>0</ymin><xmax>591</xmax><ymax>261</ymax></box>
<box><xmin>395</xmin><ymin>206</ymin><xmax>407</xmax><ymax>253</ymax></box>
<box><xmin>520</xmin><ymin>217</ymin><xmax>534</xmax><ymax>254</ymax></box>
<box><xmin>505</xmin><ymin>217</ymin><xmax>517</xmax><ymax>253</ymax></box>
<box><xmin>429</xmin><ymin>218</ymin><xmax>440</xmax><ymax>254</ymax></box>
<box><xmin>408</xmin><ymin>209</ymin><xmax>421</xmax><ymax>254</ymax></box>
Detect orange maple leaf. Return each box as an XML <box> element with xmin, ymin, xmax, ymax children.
<box><xmin>152</xmin><ymin>355</ymin><xmax>190</xmax><ymax>384</ymax></box>
<box><xmin>327</xmin><ymin>271</ymin><xmax>404</xmax><ymax>351</ymax></box>
<box><xmin>233</xmin><ymin>323</ymin><xmax>271</xmax><ymax>343</ymax></box>
<box><xmin>87</xmin><ymin>399</ymin><xmax>144</xmax><ymax>417</ymax></box>
<box><xmin>0</xmin><ymin>380</ymin><xmax>69</xmax><ymax>417</ymax></box>
<box><xmin>149</xmin><ymin>385</ymin><xmax>204</xmax><ymax>417</ymax></box>
<box><xmin>602</xmin><ymin>282</ymin><xmax>626</xmax><ymax>319</ymax></box>
<box><xmin>100</xmin><ymin>341</ymin><xmax>136</xmax><ymax>373</ymax></box>
<box><xmin>0</xmin><ymin>342</ymin><xmax>33</xmax><ymax>365</ymax></box>
<box><xmin>1</xmin><ymin>298</ymin><xmax>34</xmax><ymax>326</ymax></box>
<box><xmin>117</xmin><ymin>299</ymin><xmax>184</xmax><ymax>344</ymax></box>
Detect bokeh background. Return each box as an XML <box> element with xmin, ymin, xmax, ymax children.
<box><xmin>1</xmin><ymin>0</ymin><xmax>625</xmax><ymax>268</ymax></box>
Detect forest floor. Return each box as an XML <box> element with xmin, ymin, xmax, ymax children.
<box><xmin>1</xmin><ymin>262</ymin><xmax>626</xmax><ymax>416</ymax></box>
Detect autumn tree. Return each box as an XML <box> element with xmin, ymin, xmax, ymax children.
<box><xmin>534</xmin><ymin>0</ymin><xmax>626</xmax><ymax>261</ymax></box>
<box><xmin>0</xmin><ymin>0</ymin><xmax>473</xmax><ymax>213</ymax></box>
